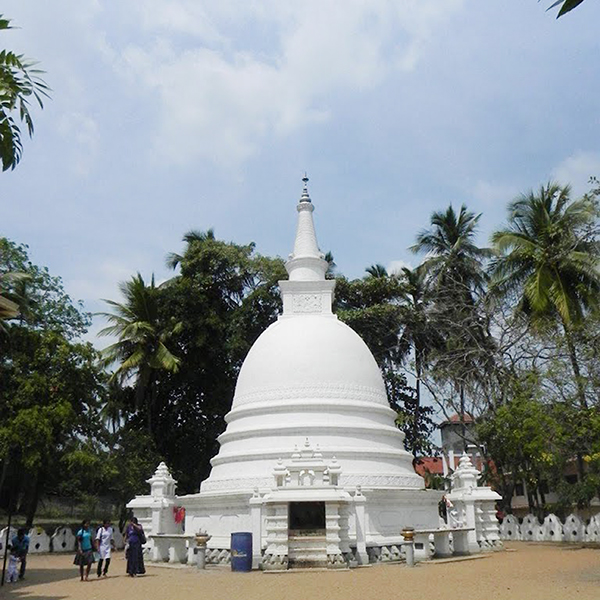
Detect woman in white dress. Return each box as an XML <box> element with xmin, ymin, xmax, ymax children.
<box><xmin>96</xmin><ymin>519</ymin><xmax>115</xmax><ymax>577</ymax></box>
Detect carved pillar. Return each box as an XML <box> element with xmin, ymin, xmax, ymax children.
<box><xmin>249</xmin><ymin>490</ymin><xmax>263</xmax><ymax>569</ymax></box>
<box><xmin>353</xmin><ymin>489</ymin><xmax>368</xmax><ymax>565</ymax></box>
<box><xmin>477</xmin><ymin>500</ymin><xmax>502</xmax><ymax>550</ymax></box>
<box><xmin>338</xmin><ymin>503</ymin><xmax>351</xmax><ymax>558</ymax></box>
<box><xmin>325</xmin><ymin>502</ymin><xmax>345</xmax><ymax>568</ymax></box>
<box><xmin>262</xmin><ymin>503</ymin><xmax>289</xmax><ymax>570</ymax></box>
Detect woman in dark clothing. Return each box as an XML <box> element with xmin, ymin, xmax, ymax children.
<box><xmin>125</xmin><ymin>517</ymin><xmax>146</xmax><ymax>576</ymax></box>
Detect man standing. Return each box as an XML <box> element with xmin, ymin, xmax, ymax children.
<box><xmin>10</xmin><ymin>529</ymin><xmax>29</xmax><ymax>580</ymax></box>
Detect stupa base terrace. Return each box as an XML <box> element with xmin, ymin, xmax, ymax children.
<box><xmin>129</xmin><ymin>449</ymin><xmax>502</xmax><ymax>570</ymax></box>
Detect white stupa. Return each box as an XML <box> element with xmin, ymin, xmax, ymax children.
<box><xmin>130</xmin><ymin>178</ymin><xmax>442</xmax><ymax>568</ymax></box>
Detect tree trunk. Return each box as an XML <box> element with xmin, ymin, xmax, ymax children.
<box><xmin>148</xmin><ymin>376</ymin><xmax>158</xmax><ymax>437</ymax></box>
<box><xmin>24</xmin><ymin>470</ymin><xmax>43</xmax><ymax>528</ymax></box>
<box><xmin>561</xmin><ymin>320</ymin><xmax>587</xmax><ymax>409</ymax></box>
<box><xmin>526</xmin><ymin>486</ymin><xmax>535</xmax><ymax>514</ymax></box>
<box><xmin>0</xmin><ymin>459</ymin><xmax>9</xmax><ymax>509</ymax></box>
<box><xmin>412</xmin><ymin>349</ymin><xmax>422</xmax><ymax>452</ymax></box>
<box><xmin>118</xmin><ymin>501</ymin><xmax>129</xmax><ymax>533</ymax></box>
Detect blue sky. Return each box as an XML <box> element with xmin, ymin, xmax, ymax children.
<box><xmin>2</xmin><ymin>1</ymin><xmax>600</xmax><ymax>346</ymax></box>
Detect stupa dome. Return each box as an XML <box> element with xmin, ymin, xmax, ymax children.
<box><xmin>200</xmin><ymin>178</ymin><xmax>423</xmax><ymax>493</ymax></box>
<box><xmin>232</xmin><ymin>315</ymin><xmax>388</xmax><ymax>409</ymax></box>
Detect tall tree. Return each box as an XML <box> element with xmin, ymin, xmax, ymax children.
<box><xmin>490</xmin><ymin>182</ymin><xmax>600</xmax><ymax>408</ymax></box>
<box><xmin>397</xmin><ymin>266</ymin><xmax>442</xmax><ymax>445</ymax></box>
<box><xmin>98</xmin><ymin>273</ymin><xmax>181</xmax><ymax>434</ymax></box>
<box><xmin>0</xmin><ymin>240</ymin><xmax>102</xmax><ymax>524</ymax></box>
<box><xmin>151</xmin><ymin>230</ymin><xmax>286</xmax><ymax>491</ymax></box>
<box><xmin>411</xmin><ymin>204</ymin><xmax>489</xmax><ymax>295</ymax></box>
<box><xmin>411</xmin><ymin>204</ymin><xmax>493</xmax><ymax>444</ymax></box>
<box><xmin>0</xmin><ymin>15</ymin><xmax>49</xmax><ymax>171</ymax></box>
<box><xmin>334</xmin><ymin>269</ymin><xmax>404</xmax><ymax>369</ymax></box>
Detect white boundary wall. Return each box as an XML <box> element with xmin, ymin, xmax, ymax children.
<box><xmin>499</xmin><ymin>513</ymin><xmax>600</xmax><ymax>543</ymax></box>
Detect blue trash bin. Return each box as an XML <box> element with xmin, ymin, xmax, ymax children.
<box><xmin>231</xmin><ymin>532</ymin><xmax>252</xmax><ymax>572</ymax></box>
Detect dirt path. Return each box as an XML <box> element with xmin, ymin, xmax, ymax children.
<box><xmin>1</xmin><ymin>542</ymin><xmax>599</xmax><ymax>600</ymax></box>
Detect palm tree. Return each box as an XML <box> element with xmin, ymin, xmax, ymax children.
<box><xmin>411</xmin><ymin>204</ymin><xmax>491</xmax><ymax>446</ymax></box>
<box><xmin>411</xmin><ymin>204</ymin><xmax>490</xmax><ymax>294</ymax></box>
<box><xmin>97</xmin><ymin>273</ymin><xmax>181</xmax><ymax>433</ymax></box>
<box><xmin>0</xmin><ymin>15</ymin><xmax>50</xmax><ymax>171</ymax></box>
<box><xmin>165</xmin><ymin>228</ymin><xmax>215</xmax><ymax>270</ymax></box>
<box><xmin>366</xmin><ymin>264</ymin><xmax>388</xmax><ymax>278</ymax></box>
<box><xmin>490</xmin><ymin>182</ymin><xmax>600</xmax><ymax>408</ymax></box>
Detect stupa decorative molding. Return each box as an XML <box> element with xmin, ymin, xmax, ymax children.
<box><xmin>292</xmin><ymin>293</ymin><xmax>322</xmax><ymax>313</ymax></box>
<box><xmin>201</xmin><ymin>477</ymin><xmax>273</xmax><ymax>492</ymax></box>
<box><xmin>342</xmin><ymin>474</ymin><xmax>423</xmax><ymax>489</ymax></box>
<box><xmin>232</xmin><ymin>381</ymin><xmax>389</xmax><ymax>407</ymax></box>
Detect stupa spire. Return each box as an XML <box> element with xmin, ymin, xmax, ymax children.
<box><xmin>286</xmin><ymin>174</ymin><xmax>328</xmax><ymax>282</ymax></box>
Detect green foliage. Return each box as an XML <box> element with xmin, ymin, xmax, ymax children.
<box><xmin>97</xmin><ymin>273</ymin><xmax>182</xmax><ymax>434</ymax></box>
<box><xmin>385</xmin><ymin>371</ymin><xmax>436</xmax><ymax>457</ymax></box>
<box><xmin>335</xmin><ymin>268</ymin><xmax>437</xmax><ymax>456</ymax></box>
<box><xmin>546</xmin><ymin>0</ymin><xmax>586</xmax><ymax>18</ymax></box>
<box><xmin>0</xmin><ymin>238</ymin><xmax>90</xmax><ymax>338</ymax></box>
<box><xmin>411</xmin><ymin>204</ymin><xmax>490</xmax><ymax>295</ymax></box>
<box><xmin>0</xmin><ymin>240</ymin><xmax>100</xmax><ymax>524</ymax></box>
<box><xmin>491</xmin><ymin>183</ymin><xmax>600</xmax><ymax>329</ymax></box>
<box><xmin>335</xmin><ymin>273</ymin><xmax>404</xmax><ymax>368</ymax></box>
<box><xmin>99</xmin><ymin>230</ymin><xmax>286</xmax><ymax>493</ymax></box>
<box><xmin>491</xmin><ymin>182</ymin><xmax>600</xmax><ymax>408</ymax></box>
<box><xmin>0</xmin><ymin>15</ymin><xmax>50</xmax><ymax>171</ymax></box>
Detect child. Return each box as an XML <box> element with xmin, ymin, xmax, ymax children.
<box><xmin>6</xmin><ymin>550</ymin><xmax>20</xmax><ymax>583</ymax></box>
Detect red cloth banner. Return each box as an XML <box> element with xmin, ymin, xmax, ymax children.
<box><xmin>173</xmin><ymin>506</ymin><xmax>186</xmax><ymax>524</ymax></box>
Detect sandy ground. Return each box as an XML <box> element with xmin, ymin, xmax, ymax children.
<box><xmin>0</xmin><ymin>542</ymin><xmax>599</xmax><ymax>600</ymax></box>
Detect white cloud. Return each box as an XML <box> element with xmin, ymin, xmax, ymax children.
<box><xmin>113</xmin><ymin>0</ymin><xmax>466</xmax><ymax>166</ymax></box>
<box><xmin>471</xmin><ymin>180</ymin><xmax>520</xmax><ymax>207</ymax></box>
<box><xmin>56</xmin><ymin>112</ymin><xmax>100</xmax><ymax>176</ymax></box>
<box><xmin>552</xmin><ymin>151</ymin><xmax>600</xmax><ymax>197</ymax></box>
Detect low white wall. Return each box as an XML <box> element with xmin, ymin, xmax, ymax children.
<box><xmin>499</xmin><ymin>513</ymin><xmax>600</xmax><ymax>543</ymax></box>
<box><xmin>0</xmin><ymin>525</ymin><xmax>126</xmax><ymax>555</ymax></box>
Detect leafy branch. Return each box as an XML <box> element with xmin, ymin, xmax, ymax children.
<box><xmin>0</xmin><ymin>15</ymin><xmax>50</xmax><ymax>171</ymax></box>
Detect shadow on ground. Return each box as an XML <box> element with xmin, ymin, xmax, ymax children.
<box><xmin>0</xmin><ymin>568</ymin><xmax>156</xmax><ymax>599</ymax></box>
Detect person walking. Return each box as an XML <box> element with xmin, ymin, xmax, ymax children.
<box><xmin>124</xmin><ymin>517</ymin><xmax>146</xmax><ymax>577</ymax></box>
<box><xmin>74</xmin><ymin>521</ymin><xmax>95</xmax><ymax>581</ymax></box>
<box><xmin>95</xmin><ymin>519</ymin><xmax>115</xmax><ymax>577</ymax></box>
<box><xmin>10</xmin><ymin>529</ymin><xmax>29</xmax><ymax>581</ymax></box>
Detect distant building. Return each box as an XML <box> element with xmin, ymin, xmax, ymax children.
<box><xmin>415</xmin><ymin>413</ymin><xmax>484</xmax><ymax>488</ymax></box>
<box><xmin>439</xmin><ymin>413</ymin><xmax>476</xmax><ymax>455</ymax></box>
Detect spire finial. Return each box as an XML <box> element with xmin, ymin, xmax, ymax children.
<box><xmin>300</xmin><ymin>173</ymin><xmax>311</xmax><ymax>203</ymax></box>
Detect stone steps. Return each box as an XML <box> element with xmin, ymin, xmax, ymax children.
<box><xmin>288</xmin><ymin>535</ymin><xmax>327</xmax><ymax>569</ymax></box>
